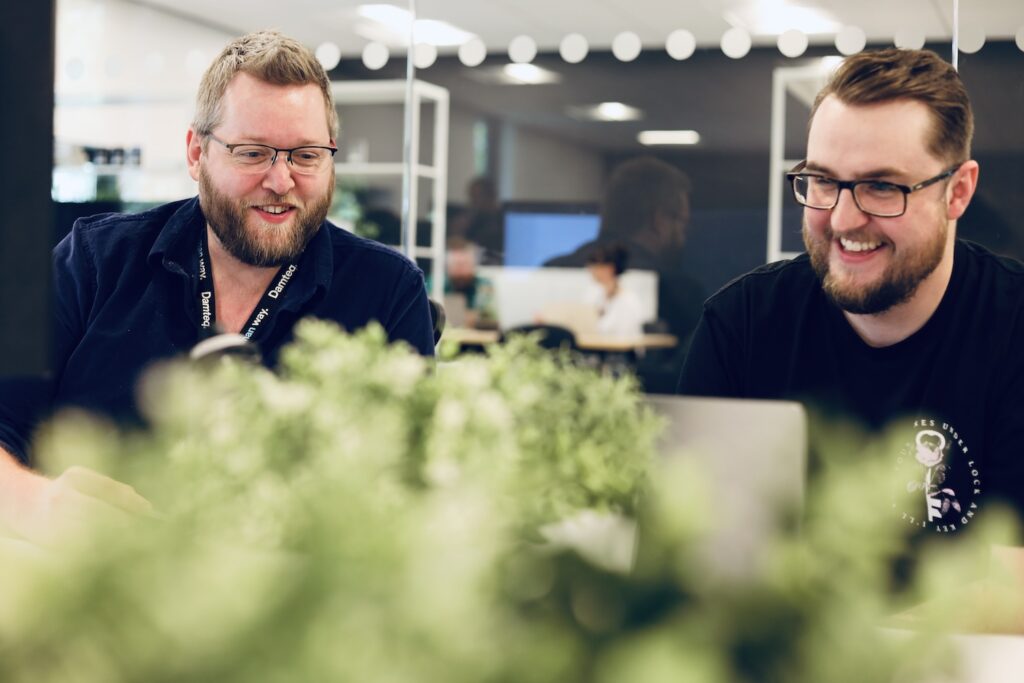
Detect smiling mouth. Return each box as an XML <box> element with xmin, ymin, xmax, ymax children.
<box><xmin>838</xmin><ymin>237</ymin><xmax>884</xmax><ymax>254</ymax></box>
<box><xmin>254</xmin><ymin>204</ymin><xmax>294</xmax><ymax>215</ymax></box>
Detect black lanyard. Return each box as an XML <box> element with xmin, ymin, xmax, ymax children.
<box><xmin>196</xmin><ymin>229</ymin><xmax>299</xmax><ymax>342</ymax></box>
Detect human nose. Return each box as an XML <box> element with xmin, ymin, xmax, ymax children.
<box><xmin>829</xmin><ymin>186</ymin><xmax>869</xmax><ymax>232</ymax></box>
<box><xmin>261</xmin><ymin>151</ymin><xmax>296</xmax><ymax>195</ymax></box>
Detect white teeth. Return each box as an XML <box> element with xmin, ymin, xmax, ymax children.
<box><xmin>840</xmin><ymin>237</ymin><xmax>881</xmax><ymax>253</ymax></box>
<box><xmin>258</xmin><ymin>205</ymin><xmax>288</xmax><ymax>215</ymax></box>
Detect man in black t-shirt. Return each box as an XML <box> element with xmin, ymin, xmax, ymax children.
<box><xmin>679</xmin><ymin>48</ymin><xmax>1024</xmax><ymax>535</ymax></box>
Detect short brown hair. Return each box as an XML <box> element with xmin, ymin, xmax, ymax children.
<box><xmin>193</xmin><ymin>31</ymin><xmax>338</xmax><ymax>140</ymax></box>
<box><xmin>810</xmin><ymin>48</ymin><xmax>973</xmax><ymax>164</ymax></box>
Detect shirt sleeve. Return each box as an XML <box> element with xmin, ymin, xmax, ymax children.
<box><xmin>0</xmin><ymin>227</ymin><xmax>92</xmax><ymax>462</ymax></box>
<box><xmin>385</xmin><ymin>266</ymin><xmax>436</xmax><ymax>357</ymax></box>
<box><xmin>676</xmin><ymin>302</ymin><xmax>745</xmax><ymax>397</ymax></box>
<box><xmin>0</xmin><ymin>377</ymin><xmax>53</xmax><ymax>463</ymax></box>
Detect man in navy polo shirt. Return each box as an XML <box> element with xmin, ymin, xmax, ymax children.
<box><xmin>0</xmin><ymin>31</ymin><xmax>433</xmax><ymax>545</ymax></box>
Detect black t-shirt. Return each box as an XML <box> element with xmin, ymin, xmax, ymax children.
<box><xmin>679</xmin><ymin>239</ymin><xmax>1024</xmax><ymax>536</ymax></box>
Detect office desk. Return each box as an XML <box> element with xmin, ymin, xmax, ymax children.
<box><xmin>575</xmin><ymin>333</ymin><xmax>677</xmax><ymax>352</ymax></box>
<box><xmin>441</xmin><ymin>329</ymin><xmax>678</xmax><ymax>353</ymax></box>
<box><xmin>441</xmin><ymin>328</ymin><xmax>500</xmax><ymax>346</ymax></box>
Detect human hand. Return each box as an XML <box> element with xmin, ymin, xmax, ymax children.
<box><xmin>15</xmin><ymin>465</ymin><xmax>154</xmax><ymax>549</ymax></box>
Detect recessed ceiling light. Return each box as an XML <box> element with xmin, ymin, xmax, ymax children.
<box><xmin>638</xmin><ymin>130</ymin><xmax>701</xmax><ymax>146</ymax></box>
<box><xmin>567</xmin><ymin>101</ymin><xmax>644</xmax><ymax>122</ymax></box>
<box><xmin>501</xmin><ymin>63</ymin><xmax>561</xmax><ymax>84</ymax></box>
<box><xmin>463</xmin><ymin>64</ymin><xmax>562</xmax><ymax>85</ymax></box>
<box><xmin>725</xmin><ymin>0</ymin><xmax>839</xmax><ymax>35</ymax></box>
<box><xmin>356</xmin><ymin>4</ymin><xmax>475</xmax><ymax>47</ymax></box>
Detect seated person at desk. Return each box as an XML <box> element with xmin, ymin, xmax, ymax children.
<box><xmin>679</xmin><ymin>48</ymin><xmax>1024</xmax><ymax>539</ymax></box>
<box><xmin>584</xmin><ymin>243</ymin><xmax>644</xmax><ymax>338</ymax></box>
<box><xmin>544</xmin><ymin>157</ymin><xmax>706</xmax><ymax>346</ymax></box>
<box><xmin>448</xmin><ymin>177</ymin><xmax>503</xmax><ymax>265</ymax></box>
<box><xmin>431</xmin><ymin>239</ymin><xmax>497</xmax><ymax>329</ymax></box>
<box><xmin>0</xmin><ymin>31</ymin><xmax>434</xmax><ymax>546</ymax></box>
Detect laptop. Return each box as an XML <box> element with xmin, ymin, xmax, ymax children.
<box><xmin>643</xmin><ymin>394</ymin><xmax>808</xmax><ymax>582</ymax></box>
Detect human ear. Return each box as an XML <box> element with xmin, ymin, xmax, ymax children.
<box><xmin>186</xmin><ymin>128</ymin><xmax>203</xmax><ymax>182</ymax></box>
<box><xmin>946</xmin><ymin>160</ymin><xmax>979</xmax><ymax>221</ymax></box>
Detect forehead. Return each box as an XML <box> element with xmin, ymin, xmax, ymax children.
<box><xmin>807</xmin><ymin>96</ymin><xmax>940</xmax><ymax>177</ymax></box>
<box><xmin>218</xmin><ymin>72</ymin><xmax>331</xmax><ymax>142</ymax></box>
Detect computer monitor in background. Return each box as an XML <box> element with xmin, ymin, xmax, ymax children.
<box><xmin>502</xmin><ymin>202</ymin><xmax>600</xmax><ymax>267</ymax></box>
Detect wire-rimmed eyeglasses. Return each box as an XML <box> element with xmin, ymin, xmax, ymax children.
<box><xmin>206</xmin><ymin>134</ymin><xmax>337</xmax><ymax>175</ymax></box>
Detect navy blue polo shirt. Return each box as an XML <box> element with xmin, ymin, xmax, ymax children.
<box><xmin>0</xmin><ymin>197</ymin><xmax>433</xmax><ymax>459</ymax></box>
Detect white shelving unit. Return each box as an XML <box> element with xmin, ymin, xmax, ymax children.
<box><xmin>331</xmin><ymin>79</ymin><xmax>449</xmax><ymax>300</ymax></box>
<box><xmin>766</xmin><ymin>61</ymin><xmax>834</xmax><ymax>263</ymax></box>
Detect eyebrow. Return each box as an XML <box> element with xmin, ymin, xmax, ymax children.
<box><xmin>803</xmin><ymin>161</ymin><xmax>909</xmax><ymax>180</ymax></box>
<box><xmin>237</xmin><ymin>138</ymin><xmax>331</xmax><ymax>148</ymax></box>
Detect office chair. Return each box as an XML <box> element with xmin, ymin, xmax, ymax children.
<box><xmin>501</xmin><ymin>324</ymin><xmax>576</xmax><ymax>351</ymax></box>
<box><xmin>427</xmin><ymin>298</ymin><xmax>446</xmax><ymax>345</ymax></box>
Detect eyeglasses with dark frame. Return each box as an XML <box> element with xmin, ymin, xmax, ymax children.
<box><xmin>786</xmin><ymin>161</ymin><xmax>962</xmax><ymax>218</ymax></box>
<box><xmin>206</xmin><ymin>134</ymin><xmax>338</xmax><ymax>175</ymax></box>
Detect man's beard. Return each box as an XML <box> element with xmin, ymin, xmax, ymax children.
<box><xmin>803</xmin><ymin>216</ymin><xmax>947</xmax><ymax>315</ymax></box>
<box><xmin>198</xmin><ymin>167</ymin><xmax>332</xmax><ymax>267</ymax></box>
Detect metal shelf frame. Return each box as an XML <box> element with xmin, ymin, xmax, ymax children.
<box><xmin>331</xmin><ymin>79</ymin><xmax>449</xmax><ymax>300</ymax></box>
<box><xmin>767</xmin><ymin>61</ymin><xmax>835</xmax><ymax>264</ymax></box>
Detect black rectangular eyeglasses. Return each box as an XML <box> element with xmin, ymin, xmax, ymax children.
<box><xmin>786</xmin><ymin>160</ymin><xmax>961</xmax><ymax>218</ymax></box>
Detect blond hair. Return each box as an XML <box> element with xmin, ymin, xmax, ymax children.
<box><xmin>193</xmin><ymin>30</ymin><xmax>338</xmax><ymax>140</ymax></box>
<box><xmin>810</xmin><ymin>48</ymin><xmax>973</xmax><ymax>164</ymax></box>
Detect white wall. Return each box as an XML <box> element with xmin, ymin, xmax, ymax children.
<box><xmin>53</xmin><ymin>1</ymin><xmax>605</xmax><ymax>208</ymax></box>
<box><xmin>55</xmin><ymin>0</ymin><xmax>234</xmax><ymax>200</ymax></box>
<box><xmin>336</xmin><ymin>97</ymin><xmax>604</xmax><ymax>207</ymax></box>
<box><xmin>497</xmin><ymin>122</ymin><xmax>604</xmax><ymax>203</ymax></box>
<box><xmin>446</xmin><ymin>105</ymin><xmax>484</xmax><ymax>205</ymax></box>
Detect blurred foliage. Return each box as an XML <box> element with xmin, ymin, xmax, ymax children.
<box><xmin>330</xmin><ymin>185</ymin><xmax>382</xmax><ymax>241</ymax></box>
<box><xmin>0</xmin><ymin>321</ymin><xmax>1015</xmax><ymax>682</ymax></box>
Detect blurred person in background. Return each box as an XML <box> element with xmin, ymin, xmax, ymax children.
<box><xmin>584</xmin><ymin>243</ymin><xmax>644</xmax><ymax>338</ymax></box>
<box><xmin>450</xmin><ymin>176</ymin><xmax>503</xmax><ymax>265</ymax></box>
<box><xmin>546</xmin><ymin>157</ymin><xmax>707</xmax><ymax>391</ymax></box>
<box><xmin>545</xmin><ymin>157</ymin><xmax>706</xmax><ymax>344</ymax></box>
<box><xmin>429</xmin><ymin>238</ymin><xmax>497</xmax><ymax>330</ymax></box>
<box><xmin>0</xmin><ymin>30</ymin><xmax>434</xmax><ymax>547</ymax></box>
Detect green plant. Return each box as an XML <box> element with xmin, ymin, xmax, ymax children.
<box><xmin>0</xmin><ymin>322</ymin><xmax>1008</xmax><ymax>682</ymax></box>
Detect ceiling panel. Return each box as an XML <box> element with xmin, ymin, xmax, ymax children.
<box><xmin>129</xmin><ymin>0</ymin><xmax>1024</xmax><ymax>57</ymax></box>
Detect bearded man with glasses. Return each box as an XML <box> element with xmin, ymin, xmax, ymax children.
<box><xmin>0</xmin><ymin>32</ymin><xmax>433</xmax><ymax>546</ymax></box>
<box><xmin>679</xmin><ymin>48</ymin><xmax>1024</xmax><ymax>542</ymax></box>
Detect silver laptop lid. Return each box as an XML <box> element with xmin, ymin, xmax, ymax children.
<box><xmin>644</xmin><ymin>394</ymin><xmax>808</xmax><ymax>581</ymax></box>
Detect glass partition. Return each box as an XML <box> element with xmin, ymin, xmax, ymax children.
<box><xmin>50</xmin><ymin>0</ymin><xmax>1024</xmax><ymax>382</ymax></box>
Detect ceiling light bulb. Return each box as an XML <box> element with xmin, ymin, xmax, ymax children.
<box><xmin>777</xmin><ymin>29</ymin><xmax>808</xmax><ymax>58</ymax></box>
<box><xmin>612</xmin><ymin>32</ymin><xmax>642</xmax><ymax>62</ymax></box>
<box><xmin>362</xmin><ymin>42</ymin><xmax>390</xmax><ymax>70</ymax></box>
<box><xmin>459</xmin><ymin>38</ymin><xmax>487</xmax><ymax>67</ymax></box>
<box><xmin>666</xmin><ymin>30</ymin><xmax>696</xmax><ymax>61</ymax></box>
<box><xmin>721</xmin><ymin>27</ymin><xmax>751</xmax><ymax>59</ymax></box>
<box><xmin>560</xmin><ymin>33</ymin><xmax>589</xmax><ymax>64</ymax></box>
<box><xmin>509</xmin><ymin>35</ymin><xmax>538</xmax><ymax>63</ymax></box>
<box><xmin>316</xmin><ymin>42</ymin><xmax>342</xmax><ymax>70</ymax></box>
<box><xmin>835</xmin><ymin>25</ymin><xmax>866</xmax><ymax>56</ymax></box>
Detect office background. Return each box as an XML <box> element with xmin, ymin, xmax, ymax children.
<box><xmin>3</xmin><ymin>0</ymin><xmax>1024</xmax><ymax>372</ymax></box>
